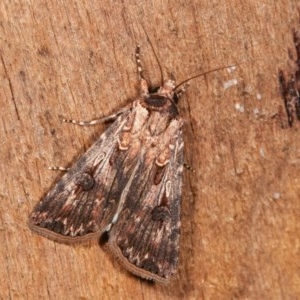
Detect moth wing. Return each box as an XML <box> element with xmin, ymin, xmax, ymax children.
<box><xmin>107</xmin><ymin>127</ymin><xmax>184</xmax><ymax>283</ymax></box>
<box><xmin>29</xmin><ymin>109</ymin><xmax>132</xmax><ymax>243</ymax></box>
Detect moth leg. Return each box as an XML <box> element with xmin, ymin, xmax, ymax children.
<box><xmin>63</xmin><ymin>106</ymin><xmax>130</xmax><ymax>126</ymax></box>
<box><xmin>183</xmin><ymin>162</ymin><xmax>195</xmax><ymax>172</ymax></box>
<box><xmin>135</xmin><ymin>45</ymin><xmax>149</xmax><ymax>97</ymax></box>
<box><xmin>48</xmin><ymin>166</ymin><xmax>70</xmax><ymax>172</ymax></box>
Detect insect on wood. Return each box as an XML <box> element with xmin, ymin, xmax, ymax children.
<box><xmin>29</xmin><ymin>43</ymin><xmax>235</xmax><ymax>284</ymax></box>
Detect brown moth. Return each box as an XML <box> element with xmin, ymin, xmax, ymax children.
<box><xmin>29</xmin><ymin>45</ymin><xmax>234</xmax><ymax>283</ymax></box>
<box><xmin>29</xmin><ymin>46</ymin><xmax>185</xmax><ymax>284</ymax></box>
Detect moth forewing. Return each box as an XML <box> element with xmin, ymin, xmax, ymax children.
<box><xmin>106</xmin><ymin>115</ymin><xmax>184</xmax><ymax>284</ymax></box>
<box><xmin>28</xmin><ymin>109</ymin><xmax>134</xmax><ymax>244</ymax></box>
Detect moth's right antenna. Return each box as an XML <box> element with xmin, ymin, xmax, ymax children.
<box><xmin>174</xmin><ymin>63</ymin><xmax>243</xmax><ymax>91</ymax></box>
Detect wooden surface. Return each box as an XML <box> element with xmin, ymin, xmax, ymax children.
<box><xmin>1</xmin><ymin>1</ymin><xmax>300</xmax><ymax>299</ymax></box>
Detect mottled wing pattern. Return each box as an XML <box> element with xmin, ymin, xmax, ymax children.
<box><xmin>29</xmin><ymin>44</ymin><xmax>186</xmax><ymax>283</ymax></box>
<box><xmin>29</xmin><ymin>108</ymin><xmax>133</xmax><ymax>243</ymax></box>
<box><xmin>106</xmin><ymin>104</ymin><xmax>184</xmax><ymax>283</ymax></box>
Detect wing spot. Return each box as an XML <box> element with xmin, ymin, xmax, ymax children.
<box><xmin>140</xmin><ymin>258</ymin><xmax>160</xmax><ymax>274</ymax></box>
<box><xmin>151</xmin><ymin>206</ymin><xmax>170</xmax><ymax>222</ymax></box>
<box><xmin>75</xmin><ymin>173</ymin><xmax>95</xmax><ymax>191</ymax></box>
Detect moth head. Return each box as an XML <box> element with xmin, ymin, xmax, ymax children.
<box><xmin>140</xmin><ymin>37</ymin><xmax>239</xmax><ymax>108</ymax></box>
<box><xmin>156</xmin><ymin>79</ymin><xmax>176</xmax><ymax>100</ymax></box>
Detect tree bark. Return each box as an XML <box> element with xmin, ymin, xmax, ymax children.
<box><xmin>1</xmin><ymin>1</ymin><xmax>300</xmax><ymax>299</ymax></box>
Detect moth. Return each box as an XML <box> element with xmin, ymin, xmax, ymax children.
<box><xmin>29</xmin><ymin>44</ymin><xmax>233</xmax><ymax>284</ymax></box>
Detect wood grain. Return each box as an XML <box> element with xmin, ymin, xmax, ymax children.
<box><xmin>1</xmin><ymin>1</ymin><xmax>300</xmax><ymax>299</ymax></box>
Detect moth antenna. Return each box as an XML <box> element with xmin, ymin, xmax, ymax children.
<box><xmin>174</xmin><ymin>63</ymin><xmax>241</xmax><ymax>92</ymax></box>
<box><xmin>140</xmin><ymin>24</ymin><xmax>164</xmax><ymax>86</ymax></box>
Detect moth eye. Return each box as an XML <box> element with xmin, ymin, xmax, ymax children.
<box><xmin>149</xmin><ymin>86</ymin><xmax>160</xmax><ymax>93</ymax></box>
<box><xmin>75</xmin><ymin>172</ymin><xmax>95</xmax><ymax>191</ymax></box>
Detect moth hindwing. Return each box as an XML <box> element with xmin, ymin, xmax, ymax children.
<box><xmin>29</xmin><ymin>45</ymin><xmax>186</xmax><ymax>284</ymax></box>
